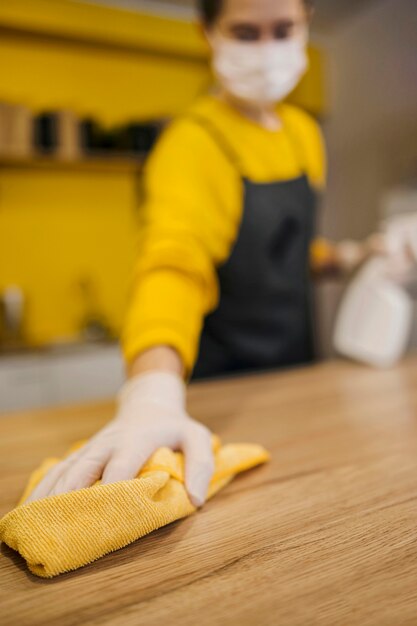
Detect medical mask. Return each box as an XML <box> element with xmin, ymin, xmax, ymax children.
<box><xmin>209</xmin><ymin>30</ymin><xmax>309</xmax><ymax>104</ymax></box>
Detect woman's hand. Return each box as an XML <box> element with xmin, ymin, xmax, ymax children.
<box><xmin>379</xmin><ymin>212</ymin><xmax>417</xmax><ymax>283</ymax></box>
<box><xmin>22</xmin><ymin>370</ymin><xmax>215</xmax><ymax>508</ymax></box>
<box><xmin>311</xmin><ymin>222</ymin><xmax>417</xmax><ymax>278</ymax></box>
<box><xmin>311</xmin><ymin>237</ymin><xmax>383</xmax><ymax>276</ymax></box>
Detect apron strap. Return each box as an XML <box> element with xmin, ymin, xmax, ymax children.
<box><xmin>280</xmin><ymin>115</ymin><xmax>309</xmax><ymax>177</ymax></box>
<box><xmin>185</xmin><ymin>112</ymin><xmax>244</xmax><ymax>174</ymax></box>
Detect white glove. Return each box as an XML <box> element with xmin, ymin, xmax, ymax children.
<box><xmin>23</xmin><ymin>370</ymin><xmax>215</xmax><ymax>508</ymax></box>
<box><xmin>381</xmin><ymin>212</ymin><xmax>417</xmax><ymax>283</ymax></box>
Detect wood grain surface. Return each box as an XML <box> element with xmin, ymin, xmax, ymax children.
<box><xmin>1</xmin><ymin>357</ymin><xmax>417</xmax><ymax>626</ymax></box>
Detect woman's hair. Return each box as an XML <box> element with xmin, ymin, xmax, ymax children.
<box><xmin>197</xmin><ymin>0</ymin><xmax>314</xmax><ymax>27</ymax></box>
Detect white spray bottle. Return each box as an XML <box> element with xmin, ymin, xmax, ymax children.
<box><xmin>333</xmin><ymin>255</ymin><xmax>414</xmax><ymax>368</ymax></box>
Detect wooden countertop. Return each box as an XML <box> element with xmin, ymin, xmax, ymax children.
<box><xmin>1</xmin><ymin>357</ymin><xmax>417</xmax><ymax>625</ymax></box>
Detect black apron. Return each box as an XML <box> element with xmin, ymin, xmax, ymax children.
<box><xmin>188</xmin><ymin>112</ymin><xmax>317</xmax><ymax>381</ymax></box>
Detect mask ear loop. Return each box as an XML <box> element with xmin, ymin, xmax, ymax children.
<box><xmin>279</xmin><ymin>114</ymin><xmax>309</xmax><ymax>179</ymax></box>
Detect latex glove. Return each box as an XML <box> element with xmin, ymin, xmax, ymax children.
<box><xmin>335</xmin><ymin>239</ymin><xmax>368</xmax><ymax>273</ymax></box>
<box><xmin>311</xmin><ymin>237</ymin><xmax>386</xmax><ymax>275</ymax></box>
<box><xmin>22</xmin><ymin>370</ymin><xmax>215</xmax><ymax>508</ymax></box>
<box><xmin>335</xmin><ymin>214</ymin><xmax>417</xmax><ymax>280</ymax></box>
<box><xmin>380</xmin><ymin>212</ymin><xmax>417</xmax><ymax>283</ymax></box>
<box><xmin>334</xmin><ymin>235</ymin><xmax>387</xmax><ymax>274</ymax></box>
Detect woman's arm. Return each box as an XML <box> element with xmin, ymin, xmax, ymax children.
<box><xmin>21</xmin><ymin>117</ymin><xmax>233</xmax><ymax>508</ymax></box>
<box><xmin>126</xmin><ymin>345</ymin><xmax>184</xmax><ymax>379</ymax></box>
<box><xmin>120</xmin><ymin>114</ymin><xmax>236</xmax><ymax>379</ymax></box>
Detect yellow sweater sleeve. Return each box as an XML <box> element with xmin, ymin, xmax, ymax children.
<box><xmin>120</xmin><ymin>116</ymin><xmax>239</xmax><ymax>377</ymax></box>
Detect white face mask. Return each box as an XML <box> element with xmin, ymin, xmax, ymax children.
<box><xmin>209</xmin><ymin>30</ymin><xmax>309</xmax><ymax>105</ymax></box>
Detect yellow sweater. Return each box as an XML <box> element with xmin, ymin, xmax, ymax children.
<box><xmin>121</xmin><ymin>93</ymin><xmax>326</xmax><ymax>377</ymax></box>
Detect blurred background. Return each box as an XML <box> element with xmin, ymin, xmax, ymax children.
<box><xmin>0</xmin><ymin>0</ymin><xmax>416</xmax><ymax>412</ymax></box>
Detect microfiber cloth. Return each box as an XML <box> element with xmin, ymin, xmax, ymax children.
<box><xmin>0</xmin><ymin>435</ymin><xmax>269</xmax><ymax>578</ymax></box>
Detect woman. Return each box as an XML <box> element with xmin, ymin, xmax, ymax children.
<box><xmin>23</xmin><ymin>0</ymin><xmax>384</xmax><ymax>508</ymax></box>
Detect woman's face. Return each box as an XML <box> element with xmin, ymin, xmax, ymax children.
<box><xmin>203</xmin><ymin>0</ymin><xmax>311</xmax><ymax>106</ymax></box>
<box><xmin>205</xmin><ymin>0</ymin><xmax>310</xmax><ymax>45</ymax></box>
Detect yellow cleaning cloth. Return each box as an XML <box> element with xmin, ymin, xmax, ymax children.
<box><xmin>0</xmin><ymin>435</ymin><xmax>269</xmax><ymax>578</ymax></box>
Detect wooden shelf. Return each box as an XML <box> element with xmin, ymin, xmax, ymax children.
<box><xmin>0</xmin><ymin>154</ymin><xmax>146</xmax><ymax>173</ymax></box>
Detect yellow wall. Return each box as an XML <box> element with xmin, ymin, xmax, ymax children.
<box><xmin>0</xmin><ymin>0</ymin><xmax>326</xmax><ymax>347</ymax></box>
